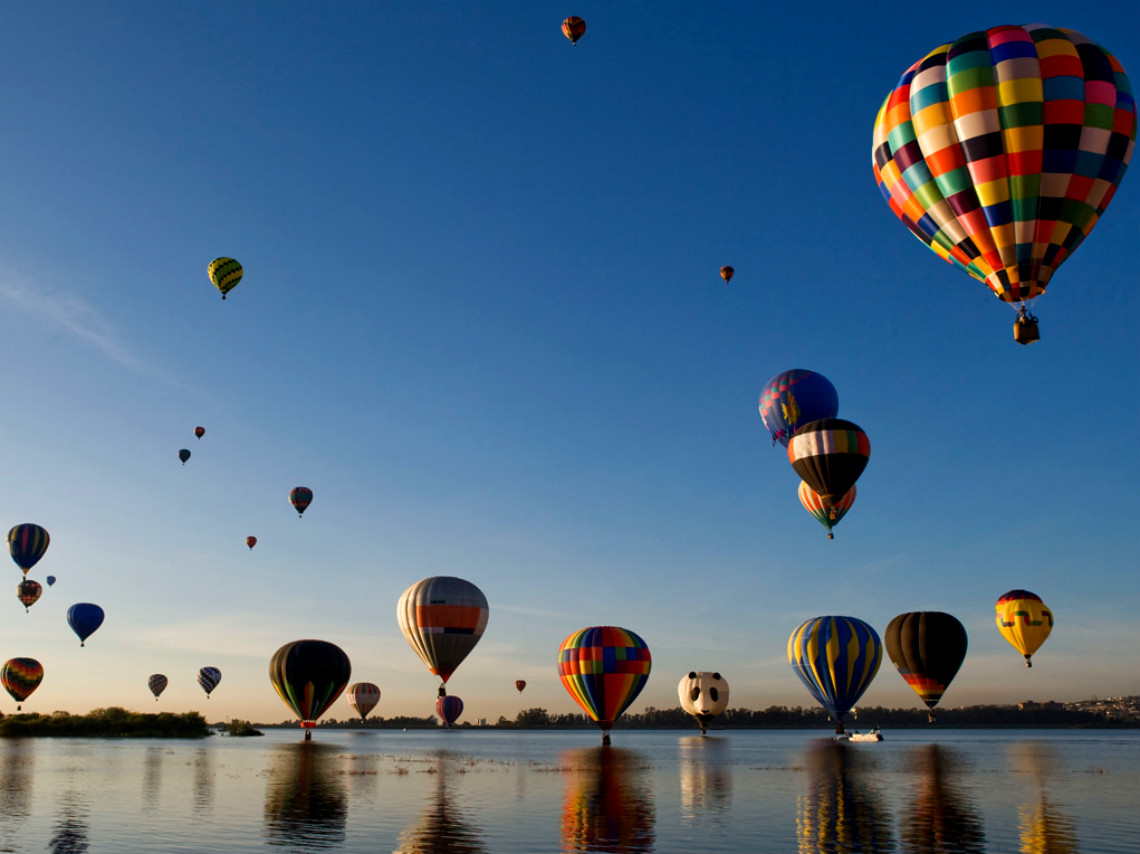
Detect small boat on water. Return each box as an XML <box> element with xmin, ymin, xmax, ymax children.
<box><xmin>836</xmin><ymin>727</ymin><xmax>883</xmax><ymax>742</ymax></box>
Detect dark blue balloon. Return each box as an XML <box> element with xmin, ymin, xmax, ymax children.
<box><xmin>758</xmin><ymin>369</ymin><xmax>839</xmax><ymax>447</ymax></box>
<box><xmin>67</xmin><ymin>603</ymin><xmax>105</xmax><ymax>647</ymax></box>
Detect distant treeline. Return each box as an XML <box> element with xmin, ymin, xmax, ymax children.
<box><xmin>284</xmin><ymin>702</ymin><xmax>1138</xmax><ymax>731</ymax></box>
<box><xmin>0</xmin><ymin>708</ymin><xmax>211</xmax><ymax>738</ymax></box>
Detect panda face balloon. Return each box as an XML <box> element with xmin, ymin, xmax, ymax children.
<box><xmin>678</xmin><ymin>671</ymin><xmax>729</xmax><ymax>734</ymax></box>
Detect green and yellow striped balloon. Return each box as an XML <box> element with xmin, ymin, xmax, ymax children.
<box><xmin>208</xmin><ymin>257</ymin><xmax>243</xmax><ymax>299</ymax></box>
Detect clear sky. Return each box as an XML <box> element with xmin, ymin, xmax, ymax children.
<box><xmin>1</xmin><ymin>2</ymin><xmax>1137</xmax><ymax>727</ymax></box>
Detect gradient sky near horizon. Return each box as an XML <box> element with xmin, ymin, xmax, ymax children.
<box><xmin>2</xmin><ymin>2</ymin><xmax>1137</xmax><ymax>727</ymax></box>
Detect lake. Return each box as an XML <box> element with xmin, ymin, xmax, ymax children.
<box><xmin>0</xmin><ymin>728</ymin><xmax>1135</xmax><ymax>853</ymax></box>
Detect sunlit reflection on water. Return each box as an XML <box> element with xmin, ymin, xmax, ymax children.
<box><xmin>560</xmin><ymin>746</ymin><xmax>655</xmax><ymax>854</ymax></box>
<box><xmin>796</xmin><ymin>740</ymin><xmax>895</xmax><ymax>853</ymax></box>
<box><xmin>263</xmin><ymin>741</ymin><xmax>348</xmax><ymax>849</ymax></box>
<box><xmin>679</xmin><ymin>735</ymin><xmax>733</xmax><ymax>824</ymax></box>
<box><xmin>899</xmin><ymin>744</ymin><xmax>986</xmax><ymax>854</ymax></box>
<box><xmin>394</xmin><ymin>750</ymin><xmax>487</xmax><ymax>854</ymax></box>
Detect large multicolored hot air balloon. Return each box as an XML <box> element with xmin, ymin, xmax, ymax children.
<box><xmin>788</xmin><ymin>419</ymin><xmax>870</xmax><ymax>509</ymax></box>
<box><xmin>397</xmin><ymin>576</ymin><xmax>489</xmax><ymax>695</ymax></box>
<box><xmin>873</xmin><ymin>24</ymin><xmax>1137</xmax><ymax>343</ymax></box>
<box><xmin>436</xmin><ymin>694</ymin><xmax>464</xmax><ymax>726</ymax></box>
<box><xmin>269</xmin><ymin>640</ymin><xmax>352</xmax><ymax>740</ymax></box>
<box><xmin>678</xmin><ymin>671</ymin><xmax>730</xmax><ymax>735</ymax></box>
<box><xmin>562</xmin><ymin>16</ymin><xmax>586</xmax><ymax>45</ymax></box>
<box><xmin>885</xmin><ymin>611</ymin><xmax>968</xmax><ymax>722</ymax></box>
<box><xmin>16</xmin><ymin>579</ymin><xmax>42</xmax><ymax>612</ymax></box>
<box><xmin>788</xmin><ymin>616</ymin><xmax>882</xmax><ymax>733</ymax></box>
<box><xmin>1</xmin><ymin>658</ymin><xmax>43</xmax><ymax>711</ymax></box>
<box><xmin>798</xmin><ymin>482</ymin><xmax>856</xmax><ymax>540</ymax></box>
<box><xmin>148</xmin><ymin>674</ymin><xmax>168</xmax><ymax>700</ymax></box>
<box><xmin>8</xmin><ymin>524</ymin><xmax>49</xmax><ymax>575</ymax></box>
<box><xmin>67</xmin><ymin>603</ymin><xmax>104</xmax><ymax>647</ymax></box>
<box><xmin>759</xmin><ymin>370</ymin><xmax>840</xmax><ymax>447</ymax></box>
<box><xmin>289</xmin><ymin>487</ymin><xmax>313</xmax><ymax>517</ymax></box>
<box><xmin>348</xmin><ymin>682</ymin><xmax>381</xmax><ymax>721</ymax></box>
<box><xmin>558</xmin><ymin>626</ymin><xmax>652</xmax><ymax>744</ymax></box>
<box><xmin>720</xmin><ymin>265</ymin><xmax>734</xmax><ymax>282</ymax></box>
<box><xmin>995</xmin><ymin>589</ymin><xmax>1054</xmax><ymax>666</ymax></box>
<box><xmin>198</xmin><ymin>666</ymin><xmax>222</xmax><ymax>698</ymax></box>
<box><xmin>208</xmin><ymin>257</ymin><xmax>243</xmax><ymax>299</ymax></box>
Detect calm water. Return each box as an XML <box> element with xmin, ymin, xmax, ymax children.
<box><xmin>0</xmin><ymin>728</ymin><xmax>1135</xmax><ymax>853</ymax></box>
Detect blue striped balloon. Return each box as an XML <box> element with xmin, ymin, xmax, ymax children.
<box><xmin>788</xmin><ymin>616</ymin><xmax>882</xmax><ymax>731</ymax></box>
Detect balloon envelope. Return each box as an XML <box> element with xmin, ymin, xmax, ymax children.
<box><xmin>348</xmin><ymin>682</ymin><xmax>381</xmax><ymax>720</ymax></box>
<box><xmin>872</xmin><ymin>25</ymin><xmax>1137</xmax><ymax>309</ymax></box>
<box><xmin>194</xmin><ymin>426</ymin><xmax>205</xmax><ymax>439</ymax></box>
<box><xmin>996</xmin><ymin>589</ymin><xmax>1054</xmax><ymax>665</ymax></box>
<box><xmin>884</xmin><ymin>611</ymin><xmax>968</xmax><ymax>714</ymax></box>
<box><xmin>557</xmin><ymin>626</ymin><xmax>652</xmax><ymax>732</ymax></box>
<box><xmin>720</xmin><ymin>265</ymin><xmax>734</xmax><ymax>282</ymax></box>
<box><xmin>269</xmin><ymin>640</ymin><xmax>352</xmax><ymax>725</ymax></box>
<box><xmin>16</xmin><ymin>579</ymin><xmax>42</xmax><ymax>611</ymax></box>
<box><xmin>208</xmin><ymin>257</ymin><xmax>243</xmax><ymax>299</ymax></box>
<box><xmin>178</xmin><ymin>449</ymin><xmax>191</xmax><ymax>465</ymax></box>
<box><xmin>46</xmin><ymin>575</ymin><xmax>56</xmax><ymax>587</ymax></box>
<box><xmin>562</xmin><ymin>16</ymin><xmax>586</xmax><ymax>44</ymax></box>
<box><xmin>198</xmin><ymin>666</ymin><xmax>222</xmax><ymax>696</ymax></box>
<box><xmin>788</xmin><ymin>419</ymin><xmax>870</xmax><ymax>508</ymax></box>
<box><xmin>788</xmin><ymin>616</ymin><xmax>881</xmax><ymax>728</ymax></box>
<box><xmin>1</xmin><ymin>658</ymin><xmax>43</xmax><ymax>707</ymax></box>
<box><xmin>290</xmin><ymin>487</ymin><xmax>313</xmax><ymax>517</ymax></box>
<box><xmin>515</xmin><ymin>680</ymin><xmax>526</xmax><ymax>693</ymax></box>
<box><xmin>798</xmin><ymin>482</ymin><xmax>856</xmax><ymax>538</ymax></box>
<box><xmin>8</xmin><ymin>523</ymin><xmax>50</xmax><ymax>574</ymax></box>
<box><xmin>148</xmin><ymin>674</ymin><xmax>168</xmax><ymax>699</ymax></box>
<box><xmin>436</xmin><ymin>694</ymin><xmax>464</xmax><ymax>725</ymax></box>
<box><xmin>246</xmin><ymin>536</ymin><xmax>257</xmax><ymax>550</ymax></box>
<box><xmin>67</xmin><ymin>603</ymin><xmax>105</xmax><ymax>646</ymax></box>
<box><xmin>678</xmin><ymin>671</ymin><xmax>730</xmax><ymax>733</ymax></box>
<box><xmin>397</xmin><ymin>576</ymin><xmax>489</xmax><ymax>684</ymax></box>
<box><xmin>759</xmin><ymin>370</ymin><xmax>839</xmax><ymax>447</ymax></box>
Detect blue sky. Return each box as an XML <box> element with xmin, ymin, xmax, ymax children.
<box><xmin>1</xmin><ymin>2</ymin><xmax>1137</xmax><ymax>726</ymax></box>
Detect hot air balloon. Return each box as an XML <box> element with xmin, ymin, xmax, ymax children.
<box><xmin>178</xmin><ymin>449</ymin><xmax>191</xmax><ymax>465</ymax></box>
<box><xmin>16</xmin><ymin>579</ymin><xmax>42</xmax><ymax>612</ymax></box>
<box><xmin>8</xmin><ymin>523</ymin><xmax>49</xmax><ymax>575</ymax></box>
<box><xmin>720</xmin><ymin>265</ymin><xmax>734</xmax><ymax>282</ymax></box>
<box><xmin>46</xmin><ymin>575</ymin><xmax>56</xmax><ymax>587</ymax></box>
<box><xmin>558</xmin><ymin>626</ymin><xmax>652</xmax><ymax>745</ymax></box>
<box><xmin>759</xmin><ymin>370</ymin><xmax>840</xmax><ymax>447</ymax></box>
<box><xmin>194</xmin><ymin>426</ymin><xmax>205</xmax><ymax>440</ymax></box>
<box><xmin>562</xmin><ymin>16</ymin><xmax>586</xmax><ymax>45</ymax></box>
<box><xmin>246</xmin><ymin>536</ymin><xmax>257</xmax><ymax>550</ymax></box>
<box><xmin>996</xmin><ymin>590</ymin><xmax>1054</xmax><ymax>667</ymax></box>
<box><xmin>788</xmin><ymin>419</ymin><xmax>871</xmax><ymax>509</ymax></box>
<box><xmin>208</xmin><ymin>257</ymin><xmax>243</xmax><ymax>300</ymax></box>
<box><xmin>436</xmin><ymin>695</ymin><xmax>464</xmax><ymax>726</ymax></box>
<box><xmin>148</xmin><ymin>673</ymin><xmax>168</xmax><ymax>700</ymax></box>
<box><xmin>885</xmin><ymin>611</ymin><xmax>968</xmax><ymax>722</ymax></box>
<box><xmin>290</xmin><ymin>487</ymin><xmax>313</xmax><ymax>517</ymax></box>
<box><xmin>1</xmin><ymin>658</ymin><xmax>43</xmax><ymax>711</ymax></box>
<box><xmin>348</xmin><ymin>682</ymin><xmax>381</xmax><ymax>721</ymax></box>
<box><xmin>788</xmin><ymin>616</ymin><xmax>882</xmax><ymax>734</ymax></box>
<box><xmin>198</xmin><ymin>666</ymin><xmax>222</xmax><ymax>698</ymax></box>
<box><xmin>67</xmin><ymin>603</ymin><xmax>104</xmax><ymax>647</ymax></box>
<box><xmin>872</xmin><ymin>24</ymin><xmax>1137</xmax><ymax>344</ymax></box>
<box><xmin>515</xmin><ymin>680</ymin><xmax>527</xmax><ymax>693</ymax></box>
<box><xmin>678</xmin><ymin>671</ymin><xmax>730</xmax><ymax>735</ymax></box>
<box><xmin>269</xmin><ymin>640</ymin><xmax>352</xmax><ymax>740</ymax></box>
<box><xmin>397</xmin><ymin>576</ymin><xmax>489</xmax><ymax>695</ymax></box>
<box><xmin>798</xmin><ymin>482</ymin><xmax>856</xmax><ymax>539</ymax></box>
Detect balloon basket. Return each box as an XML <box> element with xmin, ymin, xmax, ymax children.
<box><xmin>1014</xmin><ymin>311</ymin><xmax>1039</xmax><ymax>345</ymax></box>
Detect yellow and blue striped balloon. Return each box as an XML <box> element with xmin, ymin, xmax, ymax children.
<box><xmin>788</xmin><ymin>616</ymin><xmax>882</xmax><ymax>731</ymax></box>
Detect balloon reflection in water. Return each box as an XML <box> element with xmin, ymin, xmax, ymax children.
<box><xmin>679</xmin><ymin>736</ymin><xmax>733</xmax><ymax>822</ymax></box>
<box><xmin>394</xmin><ymin>751</ymin><xmax>486</xmax><ymax>854</ymax></box>
<box><xmin>900</xmin><ymin>744</ymin><xmax>986</xmax><ymax>854</ymax></box>
<box><xmin>49</xmin><ymin>790</ymin><xmax>90</xmax><ymax>854</ymax></box>
<box><xmin>263</xmin><ymin>743</ymin><xmax>348</xmax><ymax>850</ymax></box>
<box><xmin>560</xmin><ymin>746</ymin><xmax>655</xmax><ymax>854</ymax></box>
<box><xmin>1006</xmin><ymin>743</ymin><xmax>1078</xmax><ymax>854</ymax></box>
<box><xmin>797</xmin><ymin>741</ymin><xmax>894</xmax><ymax>854</ymax></box>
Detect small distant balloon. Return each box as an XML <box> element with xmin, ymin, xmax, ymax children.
<box><xmin>16</xmin><ymin>579</ymin><xmax>42</xmax><ymax>612</ymax></box>
<box><xmin>67</xmin><ymin>603</ymin><xmax>105</xmax><ymax>647</ymax></box>
<box><xmin>515</xmin><ymin>680</ymin><xmax>526</xmax><ymax>693</ymax></box>
<box><xmin>246</xmin><ymin>536</ymin><xmax>257</xmax><ymax>550</ymax></box>
<box><xmin>8</xmin><ymin>523</ymin><xmax>50</xmax><ymax>575</ymax></box>
<box><xmin>436</xmin><ymin>695</ymin><xmax>464</xmax><ymax>726</ymax></box>
<box><xmin>348</xmin><ymin>682</ymin><xmax>381</xmax><ymax>721</ymax></box>
<box><xmin>208</xmin><ymin>257</ymin><xmax>243</xmax><ymax>299</ymax></box>
<box><xmin>1</xmin><ymin>658</ymin><xmax>43</xmax><ymax>710</ymax></box>
<box><xmin>720</xmin><ymin>266</ymin><xmax>734</xmax><ymax>283</ymax></box>
<box><xmin>198</xmin><ymin>666</ymin><xmax>222</xmax><ymax>697</ymax></box>
<box><xmin>194</xmin><ymin>426</ymin><xmax>205</xmax><ymax>440</ymax></box>
<box><xmin>290</xmin><ymin>487</ymin><xmax>313</xmax><ymax>517</ymax></box>
<box><xmin>46</xmin><ymin>575</ymin><xmax>56</xmax><ymax>587</ymax></box>
<box><xmin>178</xmin><ymin>449</ymin><xmax>191</xmax><ymax>465</ymax></box>
<box><xmin>996</xmin><ymin>590</ymin><xmax>1053</xmax><ymax>667</ymax></box>
<box><xmin>562</xmin><ymin>16</ymin><xmax>586</xmax><ymax>44</ymax></box>
<box><xmin>148</xmin><ymin>674</ymin><xmax>168</xmax><ymax>700</ymax></box>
